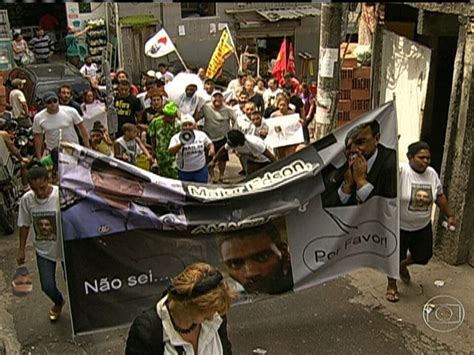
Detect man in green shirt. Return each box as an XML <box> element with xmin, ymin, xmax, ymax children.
<box><xmin>148</xmin><ymin>101</ymin><xmax>181</xmax><ymax>179</ymax></box>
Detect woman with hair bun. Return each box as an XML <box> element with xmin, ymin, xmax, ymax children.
<box><xmin>126</xmin><ymin>263</ymin><xmax>235</xmax><ymax>355</ymax></box>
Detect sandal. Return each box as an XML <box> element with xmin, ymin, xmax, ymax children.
<box><xmin>400</xmin><ymin>266</ymin><xmax>411</xmax><ymax>284</ymax></box>
<box><xmin>49</xmin><ymin>299</ymin><xmax>65</xmax><ymax>322</ymax></box>
<box><xmin>386</xmin><ymin>288</ymin><xmax>399</xmax><ymax>303</ymax></box>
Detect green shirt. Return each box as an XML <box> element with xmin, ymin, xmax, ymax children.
<box><xmin>65</xmin><ymin>34</ymin><xmax>79</xmax><ymax>56</ymax></box>
<box><xmin>148</xmin><ymin>116</ymin><xmax>180</xmax><ymax>179</ymax></box>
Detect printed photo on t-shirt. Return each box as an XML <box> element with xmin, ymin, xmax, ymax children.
<box><xmin>408</xmin><ymin>184</ymin><xmax>432</xmax><ymax>212</ymax></box>
<box><xmin>32</xmin><ymin>212</ymin><xmax>57</xmax><ymax>241</ymax></box>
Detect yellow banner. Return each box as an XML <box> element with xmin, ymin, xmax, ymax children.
<box><xmin>206</xmin><ymin>29</ymin><xmax>235</xmax><ymax>79</ymax></box>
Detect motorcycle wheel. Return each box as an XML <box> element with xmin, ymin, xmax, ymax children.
<box><xmin>0</xmin><ymin>199</ymin><xmax>15</xmax><ymax>235</ymax></box>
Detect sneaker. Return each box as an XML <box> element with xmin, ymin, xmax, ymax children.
<box><xmin>49</xmin><ymin>299</ymin><xmax>65</xmax><ymax>322</ymax></box>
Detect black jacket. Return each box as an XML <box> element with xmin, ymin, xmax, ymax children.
<box><xmin>125</xmin><ymin>307</ymin><xmax>232</xmax><ymax>355</ymax></box>
<box><xmin>321</xmin><ymin>144</ymin><xmax>397</xmax><ymax>207</ymax></box>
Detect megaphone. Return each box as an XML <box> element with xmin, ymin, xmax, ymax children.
<box><xmin>179</xmin><ymin>130</ymin><xmax>195</xmax><ymax>145</ymax></box>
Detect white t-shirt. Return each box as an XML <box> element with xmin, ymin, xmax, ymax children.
<box><xmin>17</xmin><ymin>186</ymin><xmax>62</xmax><ymax>261</ymax></box>
<box><xmin>399</xmin><ymin>162</ymin><xmax>443</xmax><ymax>231</ymax></box>
<box><xmin>33</xmin><ymin>106</ymin><xmax>83</xmax><ymax>150</ymax></box>
<box><xmin>80</xmin><ymin>63</ymin><xmax>98</xmax><ymax>79</ymax></box>
<box><xmin>10</xmin><ymin>89</ymin><xmax>27</xmax><ymax>119</ymax></box>
<box><xmin>169</xmin><ymin>130</ymin><xmax>212</xmax><ymax>172</ymax></box>
<box><xmin>137</xmin><ymin>92</ymin><xmax>151</xmax><ymax>109</ymax></box>
<box><xmin>225</xmin><ymin>134</ymin><xmax>270</xmax><ymax>163</ymax></box>
<box><xmin>81</xmin><ymin>100</ymin><xmax>107</xmax><ymax>132</ymax></box>
<box><xmin>263</xmin><ymin>88</ymin><xmax>283</xmax><ymax>108</ymax></box>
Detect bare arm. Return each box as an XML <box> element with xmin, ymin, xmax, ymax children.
<box><xmin>136</xmin><ymin>137</ymin><xmax>152</xmax><ymax>160</ymax></box>
<box><xmin>263</xmin><ymin>148</ymin><xmax>277</xmax><ymax>162</ymax></box>
<box><xmin>34</xmin><ymin>133</ymin><xmax>44</xmax><ymax>160</ymax></box>
<box><xmin>16</xmin><ymin>226</ymin><xmax>30</xmax><ymax>265</ymax></box>
<box><xmin>207</xmin><ymin>142</ymin><xmax>215</xmax><ymax>157</ymax></box>
<box><xmin>168</xmin><ymin>142</ymin><xmax>183</xmax><ymax>155</ymax></box>
<box><xmin>436</xmin><ymin>193</ymin><xmax>456</xmax><ymax>226</ymax></box>
<box><xmin>76</xmin><ymin>122</ymin><xmax>90</xmax><ymax>148</ymax></box>
<box><xmin>0</xmin><ymin>132</ymin><xmax>23</xmax><ymax>160</ymax></box>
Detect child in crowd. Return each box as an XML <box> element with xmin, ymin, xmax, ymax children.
<box><xmin>90</xmin><ymin>122</ymin><xmax>113</xmax><ymax>156</ymax></box>
<box><xmin>114</xmin><ymin>123</ymin><xmax>152</xmax><ymax>169</ymax></box>
<box><xmin>250</xmin><ymin>111</ymin><xmax>269</xmax><ymax>140</ymax></box>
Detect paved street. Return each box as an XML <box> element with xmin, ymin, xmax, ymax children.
<box><xmin>1</xmin><ymin>227</ymin><xmax>472</xmax><ymax>354</ymax></box>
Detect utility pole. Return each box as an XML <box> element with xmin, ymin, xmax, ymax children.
<box><xmin>314</xmin><ymin>3</ymin><xmax>343</xmax><ymax>140</ymax></box>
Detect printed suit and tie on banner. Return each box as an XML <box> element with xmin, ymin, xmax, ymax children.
<box><xmin>59</xmin><ymin>102</ymin><xmax>399</xmax><ymax>335</ymax></box>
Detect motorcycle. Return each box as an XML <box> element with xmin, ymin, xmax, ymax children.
<box><xmin>0</xmin><ymin>111</ymin><xmax>28</xmax><ymax>234</ymax></box>
<box><xmin>0</xmin><ymin>140</ymin><xmax>23</xmax><ymax>235</ymax></box>
<box><xmin>15</xmin><ymin>124</ymin><xmax>34</xmax><ymax>158</ymax></box>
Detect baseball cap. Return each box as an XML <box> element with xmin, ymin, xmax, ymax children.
<box><xmin>42</xmin><ymin>91</ymin><xmax>58</xmax><ymax>103</ymax></box>
<box><xmin>162</xmin><ymin>101</ymin><xmax>178</xmax><ymax>116</ymax></box>
<box><xmin>211</xmin><ymin>90</ymin><xmax>224</xmax><ymax>98</ymax></box>
<box><xmin>237</xmin><ymin>70</ymin><xmax>246</xmax><ymax>77</ymax></box>
<box><xmin>11</xmin><ymin>78</ymin><xmax>26</xmax><ymax>87</ymax></box>
<box><xmin>181</xmin><ymin>114</ymin><xmax>195</xmax><ymax>125</ymax></box>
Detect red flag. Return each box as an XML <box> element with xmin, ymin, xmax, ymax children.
<box><xmin>287</xmin><ymin>42</ymin><xmax>296</xmax><ymax>76</ymax></box>
<box><xmin>272</xmin><ymin>38</ymin><xmax>287</xmax><ymax>82</ymax></box>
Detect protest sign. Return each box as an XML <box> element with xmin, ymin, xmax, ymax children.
<box><xmin>265</xmin><ymin>113</ymin><xmax>305</xmax><ymax>148</ymax></box>
<box><xmin>206</xmin><ymin>26</ymin><xmax>235</xmax><ymax>79</ymax></box>
<box><xmin>60</xmin><ymin>102</ymin><xmax>399</xmax><ymax>335</ymax></box>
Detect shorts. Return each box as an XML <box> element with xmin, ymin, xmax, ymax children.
<box><xmin>178</xmin><ymin>166</ymin><xmax>208</xmax><ymax>183</ymax></box>
<box><xmin>400</xmin><ymin>223</ymin><xmax>433</xmax><ymax>265</ymax></box>
<box><xmin>207</xmin><ymin>138</ymin><xmax>229</xmax><ymax>163</ymax></box>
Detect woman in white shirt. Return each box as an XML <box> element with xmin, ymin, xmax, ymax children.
<box><xmin>386</xmin><ymin>141</ymin><xmax>456</xmax><ymax>302</ymax></box>
<box><xmin>81</xmin><ymin>89</ymin><xmax>107</xmax><ymax>132</ymax></box>
<box><xmin>126</xmin><ymin>263</ymin><xmax>235</xmax><ymax>355</ymax></box>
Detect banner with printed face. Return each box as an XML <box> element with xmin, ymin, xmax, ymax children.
<box><xmin>265</xmin><ymin>113</ymin><xmax>305</xmax><ymax>148</ymax></box>
<box><xmin>60</xmin><ymin>102</ymin><xmax>399</xmax><ymax>335</ymax></box>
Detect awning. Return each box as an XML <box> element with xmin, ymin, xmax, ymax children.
<box><xmin>255</xmin><ymin>6</ymin><xmax>321</xmax><ymax>22</ymax></box>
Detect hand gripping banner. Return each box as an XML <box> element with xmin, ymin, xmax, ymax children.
<box><xmin>59</xmin><ymin>102</ymin><xmax>399</xmax><ymax>335</ymax></box>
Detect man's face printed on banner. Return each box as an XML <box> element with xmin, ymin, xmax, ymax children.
<box><xmin>347</xmin><ymin>125</ymin><xmax>380</xmax><ymax>161</ymax></box>
<box><xmin>91</xmin><ymin>169</ymin><xmax>145</xmax><ymax>200</ymax></box>
<box><xmin>219</xmin><ymin>230</ymin><xmax>289</xmax><ymax>294</ymax></box>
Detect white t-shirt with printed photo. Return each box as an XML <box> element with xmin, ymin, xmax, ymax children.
<box><xmin>399</xmin><ymin>162</ymin><xmax>443</xmax><ymax>231</ymax></box>
<box><xmin>225</xmin><ymin>134</ymin><xmax>271</xmax><ymax>163</ymax></box>
<box><xmin>17</xmin><ymin>186</ymin><xmax>63</xmax><ymax>261</ymax></box>
<box><xmin>32</xmin><ymin>105</ymin><xmax>83</xmax><ymax>150</ymax></box>
<box><xmin>169</xmin><ymin>130</ymin><xmax>212</xmax><ymax>172</ymax></box>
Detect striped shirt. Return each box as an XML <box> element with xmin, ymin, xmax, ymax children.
<box><xmin>29</xmin><ymin>35</ymin><xmax>52</xmax><ymax>60</ymax></box>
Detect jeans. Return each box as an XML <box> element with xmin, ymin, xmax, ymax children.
<box><xmin>36</xmin><ymin>254</ymin><xmax>64</xmax><ymax>305</ymax></box>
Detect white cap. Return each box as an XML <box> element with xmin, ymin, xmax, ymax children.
<box><xmin>181</xmin><ymin>114</ymin><xmax>195</xmax><ymax>125</ymax></box>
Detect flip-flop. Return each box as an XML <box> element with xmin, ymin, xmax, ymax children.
<box><xmin>386</xmin><ymin>289</ymin><xmax>399</xmax><ymax>303</ymax></box>
<box><xmin>400</xmin><ymin>267</ymin><xmax>411</xmax><ymax>284</ymax></box>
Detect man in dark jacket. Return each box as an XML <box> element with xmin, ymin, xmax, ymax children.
<box><xmin>321</xmin><ymin>120</ymin><xmax>397</xmax><ymax>207</ymax></box>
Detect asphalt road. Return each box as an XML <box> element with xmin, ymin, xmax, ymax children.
<box><xmin>0</xmin><ymin>234</ymin><xmax>451</xmax><ymax>355</ymax></box>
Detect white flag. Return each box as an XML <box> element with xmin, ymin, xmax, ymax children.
<box><xmin>144</xmin><ymin>28</ymin><xmax>176</xmax><ymax>58</ymax></box>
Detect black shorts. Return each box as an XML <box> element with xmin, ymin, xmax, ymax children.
<box><xmin>207</xmin><ymin>138</ymin><xmax>229</xmax><ymax>163</ymax></box>
<box><xmin>400</xmin><ymin>223</ymin><xmax>433</xmax><ymax>265</ymax></box>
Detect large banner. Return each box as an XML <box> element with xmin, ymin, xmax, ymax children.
<box><xmin>60</xmin><ymin>102</ymin><xmax>399</xmax><ymax>335</ymax></box>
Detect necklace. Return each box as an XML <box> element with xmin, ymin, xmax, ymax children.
<box><xmin>170</xmin><ymin>314</ymin><xmax>197</xmax><ymax>334</ymax></box>
<box><xmin>168</xmin><ymin>306</ymin><xmax>197</xmax><ymax>334</ymax></box>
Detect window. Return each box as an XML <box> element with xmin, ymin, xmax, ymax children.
<box><xmin>79</xmin><ymin>3</ymin><xmax>92</xmax><ymax>14</ymax></box>
<box><xmin>180</xmin><ymin>2</ymin><xmax>216</xmax><ymax>19</ymax></box>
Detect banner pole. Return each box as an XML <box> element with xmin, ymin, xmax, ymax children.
<box><xmin>225</xmin><ymin>24</ymin><xmax>240</xmax><ymax>69</ymax></box>
<box><xmin>174</xmin><ymin>48</ymin><xmax>189</xmax><ymax>72</ymax></box>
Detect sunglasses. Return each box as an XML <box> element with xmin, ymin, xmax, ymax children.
<box><xmin>46</xmin><ymin>99</ymin><xmax>58</xmax><ymax>104</ymax></box>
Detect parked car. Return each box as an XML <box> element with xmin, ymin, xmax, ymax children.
<box><xmin>5</xmin><ymin>62</ymin><xmax>90</xmax><ymax>115</ymax></box>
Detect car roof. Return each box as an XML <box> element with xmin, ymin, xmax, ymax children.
<box><xmin>21</xmin><ymin>62</ymin><xmax>83</xmax><ymax>81</ymax></box>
